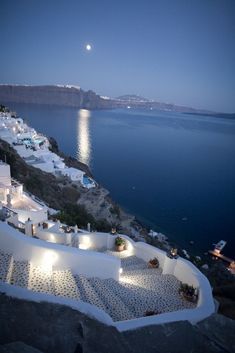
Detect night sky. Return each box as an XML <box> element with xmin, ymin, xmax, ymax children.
<box><xmin>0</xmin><ymin>0</ymin><xmax>235</xmax><ymax>112</ymax></box>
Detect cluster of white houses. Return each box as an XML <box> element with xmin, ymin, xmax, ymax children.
<box><xmin>0</xmin><ymin>111</ymin><xmax>95</xmax><ymax>187</ymax></box>
<box><xmin>0</xmin><ymin>159</ymin><xmax>215</xmax><ymax>331</ymax></box>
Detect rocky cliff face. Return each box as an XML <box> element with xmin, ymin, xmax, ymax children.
<box><xmin>0</xmin><ymin>84</ymin><xmax>215</xmax><ymax>114</ymax></box>
<box><xmin>0</xmin><ymin>138</ymin><xmax>142</xmax><ymax>236</ymax></box>
<box><xmin>0</xmin><ymin>85</ymin><xmax>110</xmax><ymax>109</ymax></box>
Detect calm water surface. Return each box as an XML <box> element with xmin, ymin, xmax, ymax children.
<box><xmin>9</xmin><ymin>103</ymin><xmax>235</xmax><ymax>257</ymax></box>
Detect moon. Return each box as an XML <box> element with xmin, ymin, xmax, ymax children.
<box><xmin>85</xmin><ymin>44</ymin><xmax>92</xmax><ymax>51</ymax></box>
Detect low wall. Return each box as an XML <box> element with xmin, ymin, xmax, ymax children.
<box><xmin>0</xmin><ymin>282</ymin><xmax>113</xmax><ymax>327</ymax></box>
<box><xmin>134</xmin><ymin>242</ymin><xmax>166</xmax><ymax>268</ymax></box>
<box><xmin>36</xmin><ymin>228</ymin><xmax>67</xmax><ymax>244</ymax></box>
<box><xmin>0</xmin><ymin>222</ymin><xmax>120</xmax><ymax>280</ymax></box>
<box><xmin>77</xmin><ymin>232</ymin><xmax>135</xmax><ymax>254</ymax></box>
<box><xmin>0</xmin><ymin>225</ymin><xmax>215</xmax><ymax>330</ymax></box>
<box><xmin>78</xmin><ymin>232</ymin><xmax>109</xmax><ymax>250</ymax></box>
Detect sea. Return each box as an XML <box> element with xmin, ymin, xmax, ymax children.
<box><xmin>7</xmin><ymin>103</ymin><xmax>235</xmax><ymax>258</ymax></box>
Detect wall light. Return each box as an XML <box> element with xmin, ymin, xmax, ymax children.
<box><xmin>41</xmin><ymin>251</ymin><xmax>58</xmax><ymax>272</ymax></box>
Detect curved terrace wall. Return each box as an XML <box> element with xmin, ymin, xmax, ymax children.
<box><xmin>131</xmin><ymin>241</ymin><xmax>215</xmax><ymax>329</ymax></box>
<box><xmin>0</xmin><ymin>225</ymin><xmax>215</xmax><ymax>331</ymax></box>
<box><xmin>36</xmin><ymin>228</ymin><xmax>67</xmax><ymax>244</ymax></box>
<box><xmin>74</xmin><ymin>232</ymin><xmax>215</xmax><ymax>329</ymax></box>
<box><xmin>0</xmin><ymin>222</ymin><xmax>120</xmax><ymax>280</ymax></box>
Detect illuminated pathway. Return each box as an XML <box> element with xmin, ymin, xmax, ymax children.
<box><xmin>0</xmin><ymin>249</ymin><xmax>195</xmax><ymax>322</ymax></box>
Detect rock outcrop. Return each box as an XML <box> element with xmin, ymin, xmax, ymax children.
<box><xmin>0</xmin><ymin>294</ymin><xmax>234</xmax><ymax>353</ymax></box>
<box><xmin>0</xmin><ymin>85</ymin><xmax>110</xmax><ymax>110</ymax></box>
<box><xmin>0</xmin><ymin>138</ymin><xmax>141</xmax><ymax>236</ymax></box>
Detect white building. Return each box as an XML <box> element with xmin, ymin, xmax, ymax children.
<box><xmin>0</xmin><ymin>161</ymin><xmax>48</xmax><ymax>224</ymax></box>
<box><xmin>60</xmin><ymin>167</ymin><xmax>84</xmax><ymax>182</ymax></box>
<box><xmin>0</xmin><ymin>112</ymin><xmax>95</xmax><ymax>188</ymax></box>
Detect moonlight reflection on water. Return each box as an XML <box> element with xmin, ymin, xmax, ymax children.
<box><xmin>77</xmin><ymin>109</ymin><xmax>91</xmax><ymax>166</ymax></box>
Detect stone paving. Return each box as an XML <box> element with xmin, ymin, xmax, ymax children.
<box><xmin>0</xmin><ymin>249</ymin><xmax>196</xmax><ymax>322</ymax></box>
<box><xmin>0</xmin><ymin>251</ymin><xmax>13</xmax><ymax>283</ymax></box>
<box><xmin>28</xmin><ymin>265</ymin><xmax>53</xmax><ymax>294</ymax></box>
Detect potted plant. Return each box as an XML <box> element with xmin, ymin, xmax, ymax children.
<box><xmin>179</xmin><ymin>282</ymin><xmax>198</xmax><ymax>303</ymax></box>
<box><xmin>148</xmin><ymin>257</ymin><xmax>159</xmax><ymax>268</ymax></box>
<box><xmin>115</xmin><ymin>236</ymin><xmax>125</xmax><ymax>252</ymax></box>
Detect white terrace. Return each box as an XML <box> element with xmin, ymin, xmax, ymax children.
<box><xmin>0</xmin><ymin>161</ymin><xmax>48</xmax><ymax>225</ymax></box>
<box><xmin>0</xmin><ymin>160</ymin><xmax>215</xmax><ymax>331</ymax></box>
<box><xmin>0</xmin><ymin>222</ymin><xmax>215</xmax><ymax>331</ymax></box>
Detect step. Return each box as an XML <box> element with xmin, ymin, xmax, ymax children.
<box><xmin>102</xmin><ymin>277</ymin><xmax>147</xmax><ymax>317</ymax></box>
<box><xmin>73</xmin><ymin>274</ymin><xmax>107</xmax><ymax>311</ymax></box>
<box><xmin>10</xmin><ymin>260</ymin><xmax>31</xmax><ymax>288</ymax></box>
<box><xmin>106</xmin><ymin>277</ymin><xmax>169</xmax><ymax>318</ymax></box>
<box><xmin>122</xmin><ymin>267</ymin><xmax>162</xmax><ymax>278</ymax></box>
<box><xmin>105</xmin><ymin>250</ymin><xmax>131</xmax><ymax>259</ymax></box>
<box><xmin>52</xmin><ymin>269</ymin><xmax>80</xmax><ymax>300</ymax></box>
<box><xmin>28</xmin><ymin>265</ymin><xmax>53</xmax><ymax>295</ymax></box>
<box><xmin>122</xmin><ymin>262</ymin><xmax>148</xmax><ymax>272</ymax></box>
<box><xmin>88</xmin><ymin>277</ymin><xmax>135</xmax><ymax>321</ymax></box>
<box><xmin>0</xmin><ymin>251</ymin><xmax>14</xmax><ymax>283</ymax></box>
<box><xmin>121</xmin><ymin>255</ymin><xmax>147</xmax><ymax>269</ymax></box>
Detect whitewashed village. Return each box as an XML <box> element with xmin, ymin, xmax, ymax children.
<box><xmin>0</xmin><ymin>109</ymin><xmax>217</xmax><ymax>332</ymax></box>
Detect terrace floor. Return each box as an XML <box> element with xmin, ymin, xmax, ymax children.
<box><xmin>0</xmin><ymin>249</ymin><xmax>196</xmax><ymax>322</ymax></box>
<box><xmin>10</xmin><ymin>196</ymin><xmax>43</xmax><ymax>211</ymax></box>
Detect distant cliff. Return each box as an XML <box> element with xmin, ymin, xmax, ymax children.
<box><xmin>1</xmin><ymin>84</ymin><xmax>231</xmax><ymax>115</ymax></box>
<box><xmin>0</xmin><ymin>85</ymin><xmax>110</xmax><ymax>109</ymax></box>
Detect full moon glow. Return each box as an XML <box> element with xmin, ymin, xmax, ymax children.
<box><xmin>85</xmin><ymin>44</ymin><xmax>92</xmax><ymax>51</ymax></box>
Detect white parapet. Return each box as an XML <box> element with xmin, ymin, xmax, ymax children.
<box><xmin>0</xmin><ymin>222</ymin><xmax>120</xmax><ymax>280</ymax></box>
<box><xmin>73</xmin><ymin>232</ymin><xmax>215</xmax><ymax>328</ymax></box>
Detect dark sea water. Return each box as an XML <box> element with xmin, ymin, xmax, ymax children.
<box><xmin>8</xmin><ymin>103</ymin><xmax>235</xmax><ymax>258</ymax></box>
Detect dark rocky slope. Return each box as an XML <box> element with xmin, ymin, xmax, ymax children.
<box><xmin>0</xmin><ymin>294</ymin><xmax>234</xmax><ymax>353</ymax></box>
<box><xmin>0</xmin><ymin>138</ymin><xmax>142</xmax><ymax>235</ymax></box>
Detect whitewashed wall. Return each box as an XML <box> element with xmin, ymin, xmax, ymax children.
<box><xmin>0</xmin><ymin>222</ymin><xmax>120</xmax><ymax>280</ymax></box>
<box><xmin>76</xmin><ymin>232</ymin><xmax>215</xmax><ymax>328</ymax></box>
<box><xmin>36</xmin><ymin>228</ymin><xmax>66</xmax><ymax>244</ymax></box>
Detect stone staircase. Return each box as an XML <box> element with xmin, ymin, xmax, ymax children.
<box><xmin>28</xmin><ymin>265</ymin><xmax>53</xmax><ymax>294</ymax></box>
<box><xmin>0</xmin><ymin>250</ymin><xmax>196</xmax><ymax>322</ymax></box>
<box><xmin>88</xmin><ymin>277</ymin><xmax>135</xmax><ymax>321</ymax></box>
<box><xmin>73</xmin><ymin>274</ymin><xmax>107</xmax><ymax>312</ymax></box>
<box><xmin>0</xmin><ymin>251</ymin><xmax>13</xmax><ymax>283</ymax></box>
<box><xmin>52</xmin><ymin>269</ymin><xmax>80</xmax><ymax>300</ymax></box>
<box><xmin>10</xmin><ymin>260</ymin><xmax>30</xmax><ymax>288</ymax></box>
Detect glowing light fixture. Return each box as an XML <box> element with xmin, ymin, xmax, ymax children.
<box><xmin>41</xmin><ymin>251</ymin><xmax>58</xmax><ymax>272</ymax></box>
<box><xmin>167</xmin><ymin>248</ymin><xmax>178</xmax><ymax>259</ymax></box>
<box><xmin>79</xmin><ymin>236</ymin><xmax>92</xmax><ymax>250</ymax></box>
